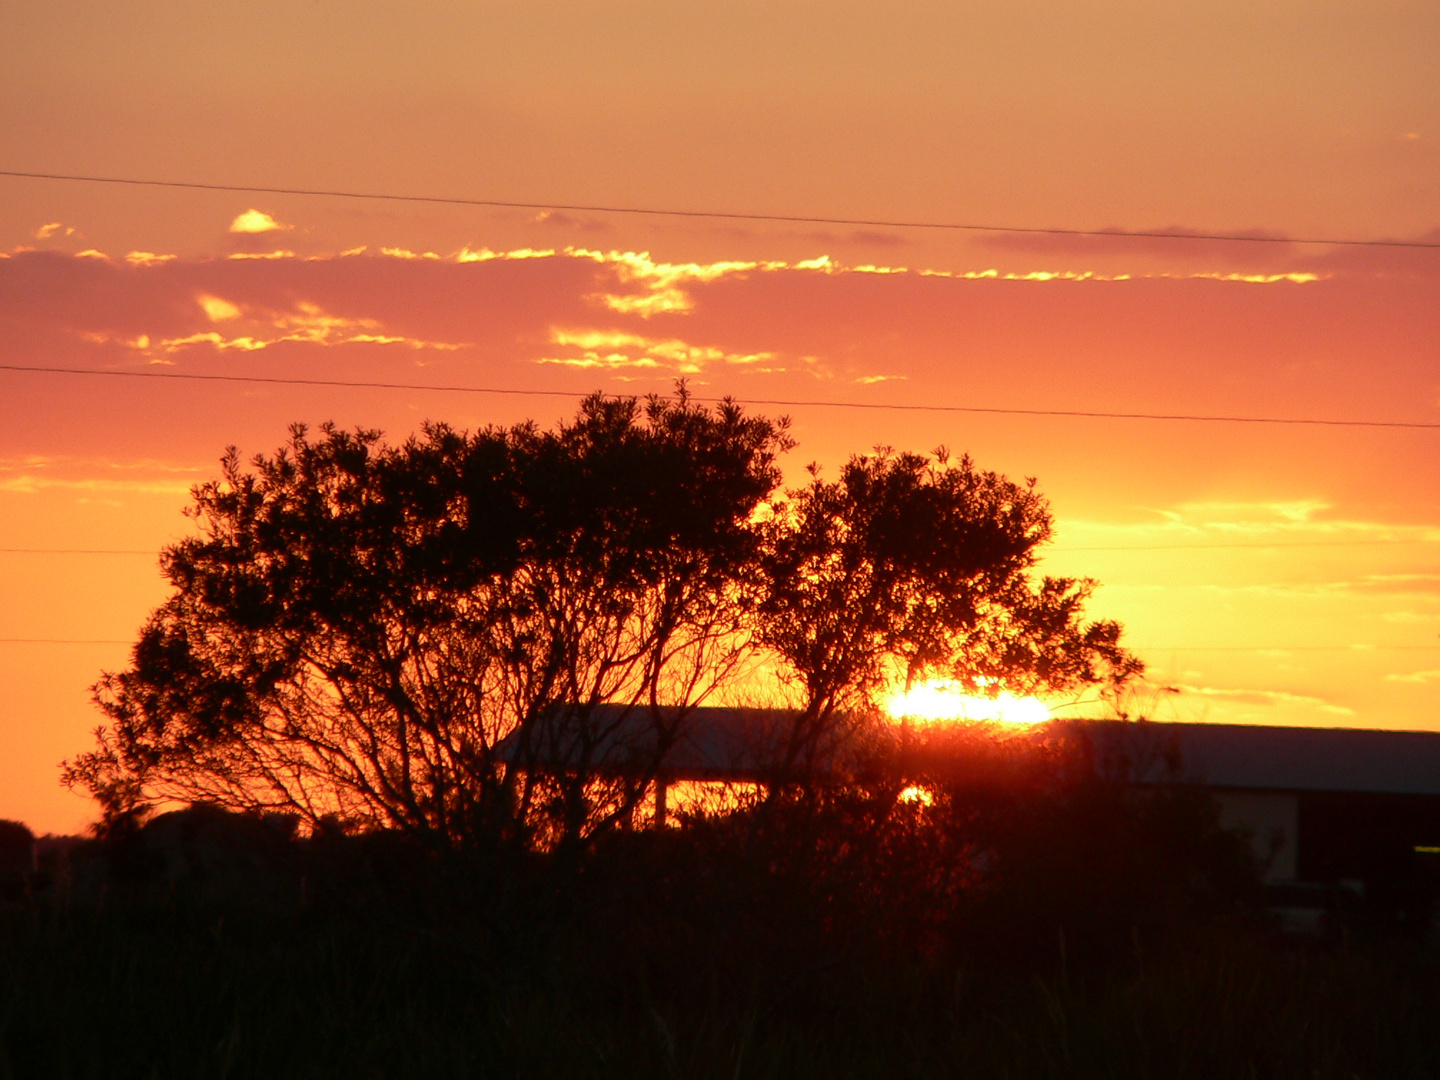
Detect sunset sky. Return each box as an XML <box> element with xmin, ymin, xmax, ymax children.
<box><xmin>2</xmin><ymin>1</ymin><xmax>1437</xmax><ymax>833</ymax></box>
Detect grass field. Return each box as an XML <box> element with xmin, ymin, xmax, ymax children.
<box><xmin>3</xmin><ymin>772</ymin><xmax>1435</xmax><ymax>1079</ymax></box>
<box><xmin>2</xmin><ymin>903</ymin><xmax>1438</xmax><ymax>1080</ymax></box>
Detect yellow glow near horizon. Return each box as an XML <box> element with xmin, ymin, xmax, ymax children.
<box><xmin>885</xmin><ymin>679</ymin><xmax>1051</xmax><ymax>726</ymax></box>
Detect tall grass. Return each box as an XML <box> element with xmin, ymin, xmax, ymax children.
<box><xmin>2</xmin><ymin>905</ymin><xmax>1438</xmax><ymax>1079</ymax></box>
<box><xmin>5</xmin><ymin>741</ymin><xmax>1436</xmax><ymax>1079</ymax></box>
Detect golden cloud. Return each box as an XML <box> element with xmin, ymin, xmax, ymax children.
<box><xmin>162</xmin><ymin>331</ymin><xmax>269</xmax><ymax>351</ymax></box>
<box><xmin>571</xmin><ymin>249</ymin><xmax>771</xmax><ymax>317</ymax></box>
<box><xmin>536</xmin><ymin>354</ymin><xmax>661</xmax><ymax>371</ymax></box>
<box><xmin>140</xmin><ymin>298</ymin><xmax>465</xmax><ymax>355</ymax></box>
<box><xmin>539</xmin><ymin>327</ymin><xmax>774</xmax><ymax>374</ymax></box>
<box><xmin>456</xmin><ymin>246</ymin><xmax>556</xmax><ymax>263</ymax></box>
<box><xmin>600</xmin><ymin>289</ymin><xmax>694</xmax><ymax>317</ymax></box>
<box><xmin>198</xmin><ymin>295</ymin><xmax>241</xmax><ymax>322</ymax></box>
<box><xmin>228</xmin><ymin>209</ymin><xmax>290</xmax><ymax>234</ymax></box>
<box><xmin>1189</xmin><ymin>272</ymin><xmax>1324</xmax><ymax>284</ymax></box>
<box><xmin>550</xmin><ymin>330</ymin><xmax>650</xmax><ymax>351</ymax></box>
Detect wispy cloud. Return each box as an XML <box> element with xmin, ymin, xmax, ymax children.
<box><xmin>1341</xmin><ymin>574</ymin><xmax>1440</xmax><ymax>597</ymax></box>
<box><xmin>79</xmin><ymin>295</ymin><xmax>469</xmax><ymax>357</ymax></box>
<box><xmin>1189</xmin><ymin>272</ymin><xmax>1322</xmax><ymax>284</ymax></box>
<box><xmin>571</xmin><ymin>249</ymin><xmax>768</xmax><ymax>317</ymax></box>
<box><xmin>1059</xmin><ymin>502</ymin><xmax>1440</xmax><ymax>546</ymax></box>
<box><xmin>0</xmin><ymin>455</ymin><xmax>201</xmax><ymax>476</ymax></box>
<box><xmin>455</xmin><ymin>246</ymin><xmax>555</xmax><ymax>263</ymax></box>
<box><xmin>529</xmin><ymin>210</ymin><xmax>610</xmax><ymax>232</ymax></box>
<box><xmin>0</xmin><ymin>475</ymin><xmax>194</xmax><ymax>496</ymax></box>
<box><xmin>1174</xmin><ymin>682</ymin><xmax>1355</xmax><ymax>715</ymax></box>
<box><xmin>1157</xmin><ymin>500</ymin><xmax>1334</xmax><ymax>526</ymax></box>
<box><xmin>537</xmin><ymin>327</ymin><xmax>775</xmax><ymax>374</ymax></box>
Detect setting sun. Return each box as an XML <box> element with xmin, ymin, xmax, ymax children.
<box><xmin>885</xmin><ymin>679</ymin><xmax>1051</xmax><ymax>726</ymax></box>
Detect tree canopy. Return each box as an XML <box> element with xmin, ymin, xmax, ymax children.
<box><xmin>65</xmin><ymin>391</ymin><xmax>1139</xmax><ymax>847</ymax></box>
<box><xmin>754</xmin><ymin>448</ymin><xmax>1139</xmax><ymax>776</ymax></box>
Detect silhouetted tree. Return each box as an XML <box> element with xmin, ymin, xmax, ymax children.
<box><xmin>65</xmin><ymin>398</ymin><xmax>1139</xmax><ymax>850</ymax></box>
<box><xmin>756</xmin><ymin>448</ymin><xmax>1140</xmax><ymax>779</ymax></box>
<box><xmin>66</xmin><ymin>391</ymin><xmax>791</xmax><ymax>849</ymax></box>
<box><xmin>0</xmin><ymin>819</ymin><xmax>35</xmax><ymax>873</ymax></box>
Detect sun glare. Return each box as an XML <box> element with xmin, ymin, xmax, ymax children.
<box><xmin>898</xmin><ymin>785</ymin><xmax>934</xmax><ymax>806</ymax></box>
<box><xmin>885</xmin><ymin>679</ymin><xmax>1050</xmax><ymax>726</ymax></box>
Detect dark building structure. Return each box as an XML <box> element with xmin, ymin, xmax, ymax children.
<box><xmin>1098</xmin><ymin>721</ymin><xmax>1440</xmax><ymax>930</ymax></box>
<box><xmin>505</xmin><ymin>707</ymin><xmax>1440</xmax><ymax>926</ymax></box>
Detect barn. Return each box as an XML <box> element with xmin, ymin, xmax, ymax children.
<box><xmin>1093</xmin><ymin>720</ymin><xmax>1440</xmax><ymax>931</ymax></box>
<box><xmin>504</xmin><ymin>706</ymin><xmax>1440</xmax><ymax>927</ymax></box>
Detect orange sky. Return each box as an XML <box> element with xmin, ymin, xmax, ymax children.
<box><xmin>2</xmin><ymin>1</ymin><xmax>1437</xmax><ymax>833</ymax></box>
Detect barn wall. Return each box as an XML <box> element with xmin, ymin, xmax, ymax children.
<box><xmin>1213</xmin><ymin>790</ymin><xmax>1298</xmax><ymax>883</ymax></box>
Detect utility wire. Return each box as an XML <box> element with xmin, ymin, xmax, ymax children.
<box><xmin>4</xmin><ymin>539</ymin><xmax>1434</xmax><ymax>556</ymax></box>
<box><xmin>1053</xmin><ymin>540</ymin><xmax>1438</xmax><ymax>552</ymax></box>
<box><xmin>0</xmin><ymin>548</ymin><xmax>157</xmax><ymax>555</ymax></box>
<box><xmin>0</xmin><ymin>638</ymin><xmax>131</xmax><ymax>645</ymax></box>
<box><xmin>3</xmin><ymin>364</ymin><xmax>1438</xmax><ymax>430</ymax></box>
<box><xmin>1133</xmin><ymin>645</ymin><xmax>1440</xmax><ymax>652</ymax></box>
<box><xmin>3</xmin><ymin>168</ymin><xmax>1438</xmax><ymax>250</ymax></box>
<box><xmin>1</xmin><ymin>637</ymin><xmax>1436</xmax><ymax>651</ymax></box>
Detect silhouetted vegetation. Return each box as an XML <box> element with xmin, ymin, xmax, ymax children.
<box><xmin>10</xmin><ymin>903</ymin><xmax>1438</xmax><ymax>1080</ymax></box>
<box><xmin>64</xmin><ymin>390</ymin><xmax>1134</xmax><ymax>850</ymax></box>
<box><xmin>23</xmin><ymin>396</ymin><xmax>1435</xmax><ymax>1076</ymax></box>
<box><xmin>5</xmin><ymin>743</ymin><xmax>1438</xmax><ymax>1078</ymax></box>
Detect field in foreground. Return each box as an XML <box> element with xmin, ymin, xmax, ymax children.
<box><xmin>5</xmin><ymin>755</ymin><xmax>1438</xmax><ymax>1079</ymax></box>
<box><xmin>2</xmin><ymin>906</ymin><xmax>1438</xmax><ymax>1080</ymax></box>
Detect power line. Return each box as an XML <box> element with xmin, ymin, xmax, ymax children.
<box><xmin>3</xmin><ymin>168</ymin><xmax>1438</xmax><ymax>251</ymax></box>
<box><xmin>4</xmin><ymin>364</ymin><xmax>1438</xmax><ymax>430</ymax></box>
<box><xmin>0</xmin><ymin>636</ymin><xmax>1435</xmax><ymax>652</ymax></box>
<box><xmin>5</xmin><ymin>539</ymin><xmax>1434</xmax><ymax>557</ymax></box>
<box><xmin>0</xmin><ymin>638</ymin><xmax>130</xmax><ymax>645</ymax></box>
<box><xmin>0</xmin><ymin>548</ymin><xmax>157</xmax><ymax>555</ymax></box>
<box><xmin>1145</xmin><ymin>648</ymin><xmax>1440</xmax><ymax>656</ymax></box>
<box><xmin>1053</xmin><ymin>540</ymin><xmax>1438</xmax><ymax>552</ymax></box>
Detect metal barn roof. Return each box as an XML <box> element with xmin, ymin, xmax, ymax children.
<box><xmin>1084</xmin><ymin>721</ymin><xmax>1440</xmax><ymax>797</ymax></box>
<box><xmin>502</xmin><ymin>707</ymin><xmax>1440</xmax><ymax>796</ymax></box>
